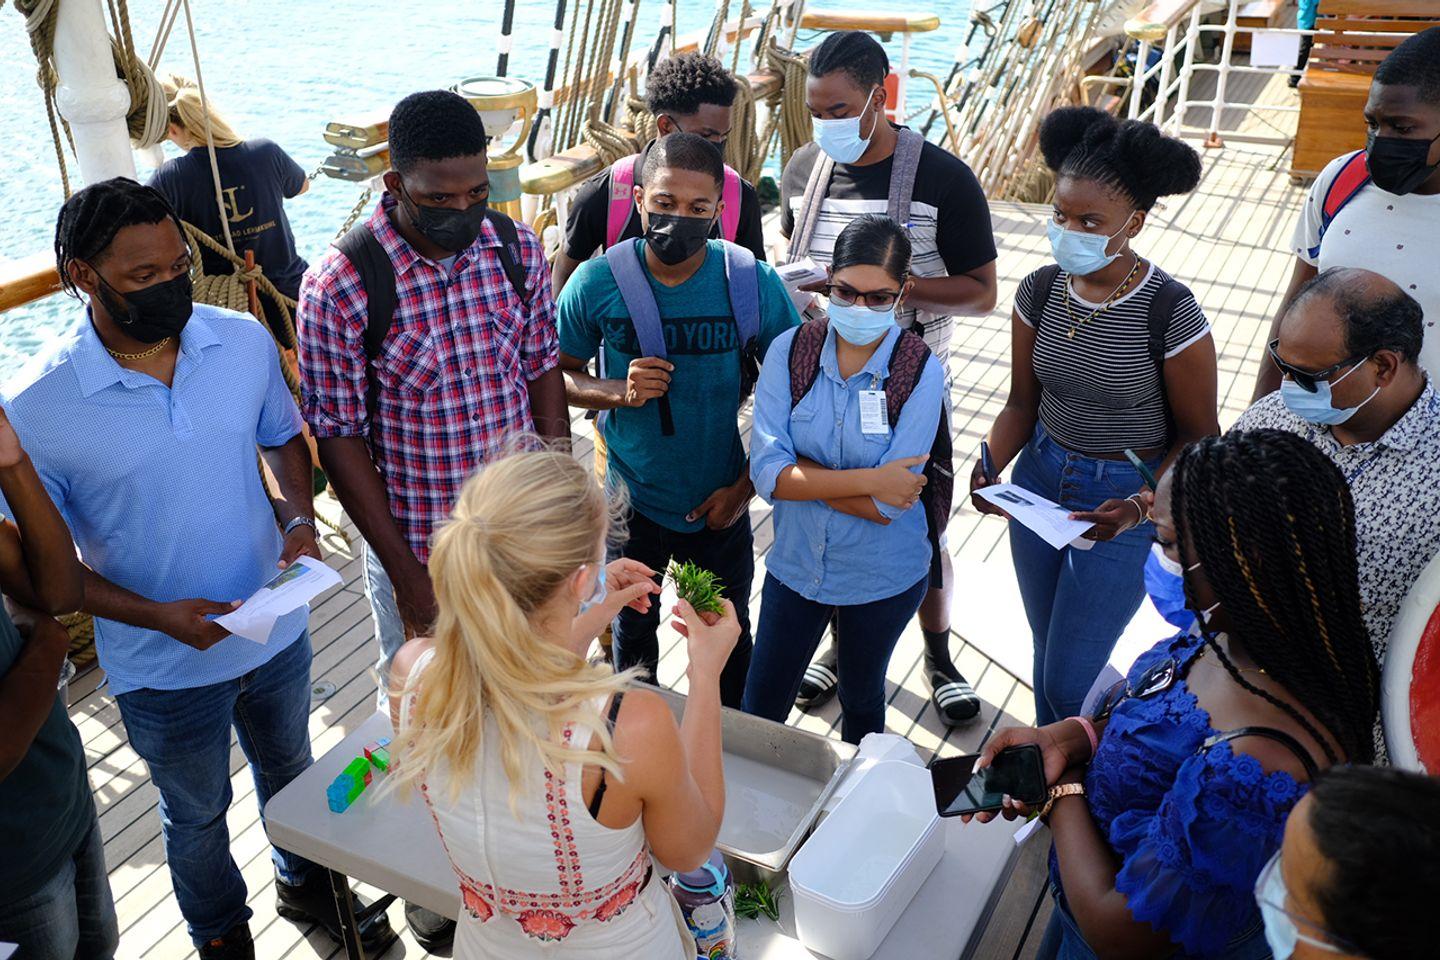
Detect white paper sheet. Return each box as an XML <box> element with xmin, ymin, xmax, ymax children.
<box><xmin>216</xmin><ymin>556</ymin><xmax>342</xmax><ymax>644</ymax></box>
<box><xmin>1251</xmin><ymin>30</ymin><xmax>1302</xmax><ymax>68</ymax></box>
<box><xmin>776</xmin><ymin>256</ymin><xmax>828</xmax><ymax>313</ymax></box>
<box><xmin>974</xmin><ymin>483</ymin><xmax>1096</xmax><ymax>550</ymax></box>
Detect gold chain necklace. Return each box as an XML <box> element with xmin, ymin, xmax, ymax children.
<box><xmin>106</xmin><ymin>337</ymin><xmax>172</xmax><ymax>362</ymax></box>
<box><xmin>1064</xmin><ymin>256</ymin><xmax>1142</xmax><ymax>339</ymax></box>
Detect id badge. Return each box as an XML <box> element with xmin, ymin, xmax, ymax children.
<box><xmin>859</xmin><ymin>389</ymin><xmax>888</xmax><ymax>435</ymax></box>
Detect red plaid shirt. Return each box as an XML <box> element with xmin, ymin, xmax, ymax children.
<box><xmin>297</xmin><ymin>195</ymin><xmax>558</xmax><ymax>562</ymax></box>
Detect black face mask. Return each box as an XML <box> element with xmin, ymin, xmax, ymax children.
<box><xmin>401</xmin><ymin>185</ymin><xmax>488</xmax><ymax>253</ymax></box>
<box><xmin>93</xmin><ymin>270</ymin><xmax>194</xmax><ymax>344</ymax></box>
<box><xmin>643</xmin><ymin>212</ymin><xmax>714</xmax><ymax>265</ymax></box>
<box><xmin>1366</xmin><ymin>129</ymin><xmax>1440</xmax><ymax>196</ymax></box>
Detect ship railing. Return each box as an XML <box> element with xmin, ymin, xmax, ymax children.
<box><xmin>1121</xmin><ymin>0</ymin><xmax>1314</xmax><ymax>148</ymax></box>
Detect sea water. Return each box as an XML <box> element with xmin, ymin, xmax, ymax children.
<box><xmin>0</xmin><ymin>0</ymin><xmax>967</xmax><ymax>381</ymax></box>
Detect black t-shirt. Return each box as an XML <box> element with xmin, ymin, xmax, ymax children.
<box><xmin>562</xmin><ymin>140</ymin><xmax>768</xmax><ymax>262</ymax></box>
<box><xmin>780</xmin><ymin>138</ymin><xmax>995</xmax><ymax>277</ymax></box>
<box><xmin>149</xmin><ymin>139</ymin><xmax>309</xmax><ymax>300</ymax></box>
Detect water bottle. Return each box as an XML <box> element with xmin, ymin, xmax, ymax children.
<box><xmin>667</xmin><ymin>850</ymin><xmax>737</xmax><ymax>959</ymax></box>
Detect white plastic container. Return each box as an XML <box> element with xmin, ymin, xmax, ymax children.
<box><xmin>786</xmin><ymin>761</ymin><xmax>944</xmax><ymax>960</ymax></box>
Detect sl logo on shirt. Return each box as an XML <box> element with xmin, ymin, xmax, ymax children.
<box><xmin>221</xmin><ymin>186</ymin><xmax>255</xmax><ymax>224</ymax></box>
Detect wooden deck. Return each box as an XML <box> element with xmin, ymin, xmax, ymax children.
<box><xmin>70</xmin><ymin>114</ymin><xmax>1308</xmax><ymax>958</ymax></box>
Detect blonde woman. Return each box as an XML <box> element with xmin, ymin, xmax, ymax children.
<box><xmin>147</xmin><ymin>75</ymin><xmax>310</xmax><ymax>345</ymax></box>
<box><xmin>388</xmin><ymin>448</ymin><xmax>739</xmax><ymax>958</ymax></box>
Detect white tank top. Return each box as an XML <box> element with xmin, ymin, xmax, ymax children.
<box><xmin>402</xmin><ymin>649</ymin><xmax>689</xmax><ymax>958</ymax></box>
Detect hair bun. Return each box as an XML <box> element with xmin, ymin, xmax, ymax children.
<box><xmin>1039</xmin><ymin>106</ymin><xmax>1117</xmax><ymax>173</ymax></box>
<box><xmin>1111</xmin><ymin>120</ymin><xmax>1202</xmax><ymax>199</ymax></box>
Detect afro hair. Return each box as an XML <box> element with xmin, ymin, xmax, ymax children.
<box><xmin>388</xmin><ymin>89</ymin><xmax>488</xmax><ymax>173</ymax></box>
<box><xmin>645</xmin><ymin>53</ymin><xmax>738</xmax><ymax>116</ymax></box>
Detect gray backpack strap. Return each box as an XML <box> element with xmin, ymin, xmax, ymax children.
<box><xmin>723</xmin><ymin>242</ymin><xmax>760</xmax><ymax>348</ymax></box>
<box><xmin>787</xmin><ymin>149</ymin><xmax>835</xmax><ymax>264</ymax></box>
<box><xmin>886</xmin><ymin>127</ymin><xmax>925</xmax><ymax>231</ymax></box>
<box><xmin>602</xmin><ymin>239</ymin><xmax>674</xmax><ymax>435</ymax></box>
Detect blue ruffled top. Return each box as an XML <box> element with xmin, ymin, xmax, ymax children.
<box><xmin>1053</xmin><ymin>633</ymin><xmax>1309</xmax><ymax>958</ymax></box>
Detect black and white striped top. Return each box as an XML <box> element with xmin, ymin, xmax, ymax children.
<box><xmin>1016</xmin><ymin>263</ymin><xmax>1210</xmax><ymax>453</ymax></box>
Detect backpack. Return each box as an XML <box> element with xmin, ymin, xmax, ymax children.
<box><xmin>597</xmin><ymin>237</ymin><xmax>761</xmax><ymax>436</ymax></box>
<box><xmin>605</xmin><ymin>153</ymin><xmax>743</xmax><ymax>249</ymax></box>
<box><xmin>1024</xmin><ymin>263</ymin><xmax>1189</xmax><ymax>443</ymax></box>
<box><xmin>1307</xmin><ymin>149</ymin><xmax>1370</xmax><ymax>260</ymax></box>
<box><xmin>334</xmin><ymin>208</ymin><xmax>532</xmax><ymax>424</ymax></box>
<box><xmin>786</xmin><ymin>319</ymin><xmax>953</xmax><ymax>588</ymax></box>
<box><xmin>786</xmin><ymin>125</ymin><xmax>925</xmax><ymax>264</ymax></box>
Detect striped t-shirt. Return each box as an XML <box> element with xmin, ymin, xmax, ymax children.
<box><xmin>781</xmin><ymin>137</ymin><xmax>997</xmax><ymax>372</ymax></box>
<box><xmin>1016</xmin><ymin>262</ymin><xmax>1210</xmax><ymax>453</ymax></box>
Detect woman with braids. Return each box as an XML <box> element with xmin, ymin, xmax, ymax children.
<box><xmin>965</xmin><ymin>429</ymin><xmax>1380</xmax><ymax>960</ymax></box>
<box><xmin>971</xmin><ymin>107</ymin><xmax>1220</xmax><ymax>725</ymax></box>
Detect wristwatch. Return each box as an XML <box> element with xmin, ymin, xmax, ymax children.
<box><xmin>284</xmin><ymin>515</ymin><xmax>319</xmax><ymax>537</ymax></box>
<box><xmin>1038</xmin><ymin>782</ymin><xmax>1085</xmax><ymax>820</ymax></box>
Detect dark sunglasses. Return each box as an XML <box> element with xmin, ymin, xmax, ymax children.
<box><xmin>1091</xmin><ymin>656</ymin><xmax>1179</xmax><ymax>722</ymax></box>
<box><xmin>1267</xmin><ymin>338</ymin><xmax>1369</xmax><ymax>393</ymax></box>
<box><xmin>825</xmin><ymin>283</ymin><xmax>901</xmax><ymax>312</ymax></box>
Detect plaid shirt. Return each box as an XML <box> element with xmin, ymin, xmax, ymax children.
<box><xmin>297</xmin><ymin>194</ymin><xmax>558</xmax><ymax>562</ymax></box>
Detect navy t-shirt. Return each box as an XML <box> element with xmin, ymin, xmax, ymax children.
<box><xmin>149</xmin><ymin>139</ymin><xmax>309</xmax><ymax>301</ymax></box>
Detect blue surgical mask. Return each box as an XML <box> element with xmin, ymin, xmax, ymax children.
<box><xmin>828</xmin><ymin>300</ymin><xmax>895</xmax><ymax>347</ymax></box>
<box><xmin>1255</xmin><ymin>852</ymin><xmax>1344</xmax><ymax>958</ymax></box>
<box><xmin>1144</xmin><ymin>542</ymin><xmax>1196</xmax><ymax>631</ymax></box>
<box><xmin>813</xmin><ymin>88</ymin><xmax>881</xmax><ymax>164</ymax></box>
<box><xmin>1047</xmin><ymin>216</ymin><xmax>1133</xmax><ymax>277</ymax></box>
<box><xmin>1279</xmin><ymin>360</ymin><xmax>1379</xmax><ymax>426</ymax></box>
<box><xmin>578</xmin><ymin>564</ymin><xmax>607</xmax><ymax>614</ymax></box>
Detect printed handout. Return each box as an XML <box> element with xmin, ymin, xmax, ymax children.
<box><xmin>974</xmin><ymin>483</ymin><xmax>1096</xmax><ymax>550</ymax></box>
<box><xmin>216</xmin><ymin>555</ymin><xmax>342</xmax><ymax>644</ymax></box>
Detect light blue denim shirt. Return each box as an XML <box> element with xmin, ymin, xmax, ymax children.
<box><xmin>1</xmin><ymin>305</ymin><xmax>308</xmax><ymax>694</ymax></box>
<box><xmin>751</xmin><ymin>324</ymin><xmax>943</xmax><ymax>605</ymax></box>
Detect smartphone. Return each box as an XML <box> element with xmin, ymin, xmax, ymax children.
<box><xmin>930</xmin><ymin>744</ymin><xmax>1047</xmax><ymax>817</ymax></box>
<box><xmin>980</xmin><ymin>440</ymin><xmax>996</xmax><ymax>483</ymax></box>
<box><xmin>1124</xmin><ymin>448</ymin><xmax>1159</xmax><ymax>492</ymax></box>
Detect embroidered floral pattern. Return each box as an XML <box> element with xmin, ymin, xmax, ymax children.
<box><xmin>517</xmin><ymin>909</ymin><xmax>577</xmax><ymax>941</ymax></box>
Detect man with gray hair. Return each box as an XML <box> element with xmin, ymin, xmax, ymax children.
<box><xmin>1235</xmin><ymin>267</ymin><xmax>1439</xmax><ymax>670</ymax></box>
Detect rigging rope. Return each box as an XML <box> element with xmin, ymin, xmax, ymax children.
<box><xmin>177</xmin><ymin>0</ymin><xmax>235</xmax><ymax>254</ymax></box>
<box><xmin>765</xmin><ymin>39</ymin><xmax>812</xmax><ymax>169</ymax></box>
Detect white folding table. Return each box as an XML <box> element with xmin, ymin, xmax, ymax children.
<box><xmin>265</xmin><ymin>713</ymin><xmax>1027</xmax><ymax>959</ymax></box>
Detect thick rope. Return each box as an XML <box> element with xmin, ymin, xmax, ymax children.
<box><xmin>765</xmin><ymin>39</ymin><xmax>811</xmax><ymax>169</ymax></box>
<box><xmin>106</xmin><ymin>0</ymin><xmax>167</xmax><ymax>147</ymax></box>
<box><xmin>10</xmin><ymin>0</ymin><xmax>71</xmax><ymax>196</ymax></box>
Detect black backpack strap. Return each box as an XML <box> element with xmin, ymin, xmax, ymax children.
<box><xmin>587</xmin><ymin>692</ymin><xmax>626</xmax><ymax>820</ymax></box>
<box><xmin>1202</xmin><ymin>726</ymin><xmax>1320</xmax><ymax>783</ymax></box>
<box><xmin>485</xmin><ymin>209</ymin><xmax>532</xmax><ymax>306</ymax></box>
<box><xmin>1026</xmin><ymin>264</ymin><xmax>1063</xmax><ymax>333</ymax></box>
<box><xmin>1147</xmin><ymin>277</ymin><xmax>1188</xmax><ymax>444</ymax></box>
<box><xmin>333</xmin><ymin>223</ymin><xmax>398</xmax><ymax>426</ymax></box>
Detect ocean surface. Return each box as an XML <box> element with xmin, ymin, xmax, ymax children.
<box><xmin>0</xmin><ymin>0</ymin><xmax>965</xmax><ymax>380</ymax></box>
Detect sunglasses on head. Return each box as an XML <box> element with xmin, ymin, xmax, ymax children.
<box><xmin>1266</xmin><ymin>339</ymin><xmax>1369</xmax><ymax>393</ymax></box>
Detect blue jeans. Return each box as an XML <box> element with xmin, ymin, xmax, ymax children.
<box><xmin>1037</xmin><ymin>887</ymin><xmax>1271</xmax><ymax>960</ymax></box>
<box><xmin>116</xmin><ymin>631</ymin><xmax>317</xmax><ymax>944</ymax></box>
<box><xmin>364</xmin><ymin>544</ymin><xmax>407</xmax><ymax>705</ymax></box>
<box><xmin>610</xmin><ymin>509</ymin><xmax>755</xmax><ymax>708</ymax></box>
<box><xmin>1009</xmin><ymin>426</ymin><xmax>1158</xmax><ymax>726</ymax></box>
<box><xmin>742</xmin><ymin>573</ymin><xmax>928</xmax><ymax>743</ymax></box>
<box><xmin>0</xmin><ymin>799</ymin><xmax>118</xmax><ymax>960</ymax></box>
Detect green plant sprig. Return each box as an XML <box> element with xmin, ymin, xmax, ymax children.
<box><xmin>667</xmin><ymin>559</ymin><xmax>726</xmax><ymax>616</ymax></box>
<box><xmin>734</xmin><ymin>880</ymin><xmax>781</xmax><ymax>922</ymax></box>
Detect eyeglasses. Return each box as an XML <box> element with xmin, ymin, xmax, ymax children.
<box><xmin>1091</xmin><ymin>657</ymin><xmax>1179</xmax><ymax>722</ymax></box>
<box><xmin>824</xmin><ymin>283</ymin><xmax>902</xmax><ymax>312</ymax></box>
<box><xmin>1267</xmin><ymin>339</ymin><xmax>1370</xmax><ymax>393</ymax></box>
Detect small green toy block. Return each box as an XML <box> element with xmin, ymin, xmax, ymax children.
<box><xmin>364</xmin><ymin>740</ymin><xmax>391</xmax><ymax>772</ymax></box>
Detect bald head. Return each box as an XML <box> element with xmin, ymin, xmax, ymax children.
<box><xmin>1284</xmin><ymin>267</ymin><xmax>1423</xmax><ymax>366</ymax></box>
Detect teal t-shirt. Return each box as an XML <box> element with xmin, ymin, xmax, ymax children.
<box><xmin>0</xmin><ymin>608</ymin><xmax>90</xmax><ymax>902</ymax></box>
<box><xmin>559</xmin><ymin>239</ymin><xmax>800</xmax><ymax>532</ymax></box>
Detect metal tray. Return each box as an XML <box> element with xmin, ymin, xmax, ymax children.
<box><xmin>653</xmin><ymin>687</ymin><xmax>856</xmax><ymax>880</ymax></box>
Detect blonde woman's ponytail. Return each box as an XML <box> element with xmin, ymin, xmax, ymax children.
<box><xmin>391</xmin><ymin>446</ymin><xmax>637</xmax><ymax>812</ymax></box>
<box><xmin>162</xmin><ymin>74</ymin><xmax>243</xmax><ymax>149</ymax></box>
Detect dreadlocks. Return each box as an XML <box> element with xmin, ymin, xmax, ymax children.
<box><xmin>1172</xmin><ymin>429</ymin><xmax>1379</xmax><ymax>765</ymax></box>
<box><xmin>54</xmin><ymin>178</ymin><xmax>185</xmax><ymax>299</ymax></box>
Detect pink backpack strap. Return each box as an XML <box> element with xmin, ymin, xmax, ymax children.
<box><xmin>605</xmin><ymin>154</ymin><xmax>640</xmax><ymax>250</ymax></box>
<box><xmin>720</xmin><ymin>164</ymin><xmax>742</xmax><ymax>242</ymax></box>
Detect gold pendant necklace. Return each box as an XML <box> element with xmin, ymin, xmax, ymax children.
<box><xmin>1064</xmin><ymin>256</ymin><xmax>1142</xmax><ymax>340</ymax></box>
<box><xmin>106</xmin><ymin>337</ymin><xmax>172</xmax><ymax>361</ymax></box>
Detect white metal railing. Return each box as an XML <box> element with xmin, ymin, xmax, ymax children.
<box><xmin>1122</xmin><ymin>0</ymin><xmax>1315</xmax><ymax>147</ymax></box>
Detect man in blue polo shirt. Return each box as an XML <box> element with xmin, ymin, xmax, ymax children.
<box><xmin>3</xmin><ymin>180</ymin><xmax>391</xmax><ymax>959</ymax></box>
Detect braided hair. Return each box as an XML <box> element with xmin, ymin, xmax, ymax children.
<box><xmin>1171</xmin><ymin>430</ymin><xmax>1379</xmax><ymax>765</ymax></box>
<box><xmin>54</xmin><ymin>177</ymin><xmax>185</xmax><ymax>299</ymax></box>
<box><xmin>1039</xmin><ymin>107</ymin><xmax>1202</xmax><ymax>211</ymax></box>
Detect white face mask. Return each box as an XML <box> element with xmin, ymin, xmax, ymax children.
<box><xmin>813</xmin><ymin>86</ymin><xmax>881</xmax><ymax>164</ymax></box>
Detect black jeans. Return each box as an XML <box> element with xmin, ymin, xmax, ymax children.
<box><xmin>609</xmin><ymin>508</ymin><xmax>754</xmax><ymax>707</ymax></box>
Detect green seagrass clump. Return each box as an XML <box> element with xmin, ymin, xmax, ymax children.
<box><xmin>666</xmin><ymin>559</ymin><xmax>726</xmax><ymax>616</ymax></box>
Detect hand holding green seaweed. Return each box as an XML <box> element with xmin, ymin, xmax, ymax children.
<box><xmin>666</xmin><ymin>559</ymin><xmax>727</xmax><ymax>616</ymax></box>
